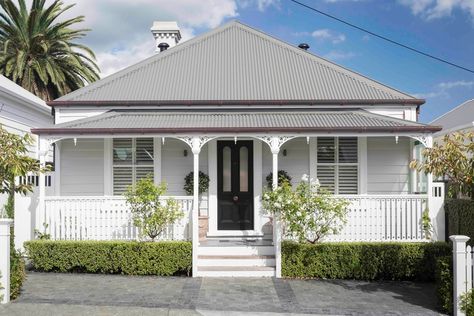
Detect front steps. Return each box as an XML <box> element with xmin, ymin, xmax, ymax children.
<box><xmin>196</xmin><ymin>239</ymin><xmax>276</xmax><ymax>277</ymax></box>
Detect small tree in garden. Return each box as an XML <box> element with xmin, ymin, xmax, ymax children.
<box><xmin>0</xmin><ymin>126</ymin><xmax>43</xmax><ymax>219</ymax></box>
<box><xmin>262</xmin><ymin>175</ymin><xmax>350</xmax><ymax>243</ymax></box>
<box><xmin>125</xmin><ymin>176</ymin><xmax>183</xmax><ymax>241</ymax></box>
<box><xmin>410</xmin><ymin>131</ymin><xmax>474</xmax><ymax>199</ymax></box>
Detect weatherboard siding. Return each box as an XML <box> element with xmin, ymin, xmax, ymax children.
<box><xmin>60</xmin><ymin>139</ymin><xmax>105</xmax><ymax>196</ymax></box>
<box><xmin>161</xmin><ymin>139</ymin><xmax>208</xmax><ymax>196</ymax></box>
<box><xmin>367</xmin><ymin>137</ymin><xmax>410</xmax><ymax>194</ymax></box>
<box><xmin>262</xmin><ymin>138</ymin><xmax>309</xmax><ymax>188</ymax></box>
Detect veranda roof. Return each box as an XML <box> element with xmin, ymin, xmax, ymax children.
<box><xmin>51</xmin><ymin>21</ymin><xmax>423</xmax><ymax>106</ymax></box>
<box><xmin>32</xmin><ymin>110</ymin><xmax>441</xmax><ymax>135</ymax></box>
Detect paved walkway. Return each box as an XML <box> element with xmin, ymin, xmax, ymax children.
<box><xmin>0</xmin><ymin>272</ymin><xmax>444</xmax><ymax>315</ymax></box>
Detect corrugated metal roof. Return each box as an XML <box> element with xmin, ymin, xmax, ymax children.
<box><xmin>33</xmin><ymin>110</ymin><xmax>440</xmax><ymax>134</ymax></box>
<box><xmin>430</xmin><ymin>99</ymin><xmax>474</xmax><ymax>132</ymax></box>
<box><xmin>56</xmin><ymin>21</ymin><xmax>418</xmax><ymax>103</ymax></box>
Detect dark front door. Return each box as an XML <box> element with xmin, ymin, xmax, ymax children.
<box><xmin>217</xmin><ymin>141</ymin><xmax>254</xmax><ymax>230</ymax></box>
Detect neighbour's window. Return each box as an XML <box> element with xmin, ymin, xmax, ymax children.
<box><xmin>316</xmin><ymin>137</ymin><xmax>358</xmax><ymax>194</ymax></box>
<box><xmin>113</xmin><ymin>138</ymin><xmax>154</xmax><ymax>195</ymax></box>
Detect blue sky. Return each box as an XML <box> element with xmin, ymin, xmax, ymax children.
<box><xmin>59</xmin><ymin>0</ymin><xmax>474</xmax><ymax>123</ymax></box>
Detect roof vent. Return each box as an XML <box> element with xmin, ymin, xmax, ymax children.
<box><xmin>298</xmin><ymin>43</ymin><xmax>310</xmax><ymax>51</ymax></box>
<box><xmin>158</xmin><ymin>42</ymin><xmax>170</xmax><ymax>52</ymax></box>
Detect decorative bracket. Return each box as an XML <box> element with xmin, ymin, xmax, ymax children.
<box><xmin>177</xmin><ymin>136</ymin><xmax>216</xmax><ymax>154</ymax></box>
<box><xmin>256</xmin><ymin>136</ymin><xmax>297</xmax><ymax>154</ymax></box>
<box><xmin>409</xmin><ymin>134</ymin><xmax>433</xmax><ymax>148</ymax></box>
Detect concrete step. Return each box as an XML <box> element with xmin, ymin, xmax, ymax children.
<box><xmin>198</xmin><ymin>245</ymin><xmax>275</xmax><ymax>256</ymax></box>
<box><xmin>198</xmin><ymin>255</ymin><xmax>276</xmax><ymax>267</ymax></box>
<box><xmin>197</xmin><ymin>266</ymin><xmax>276</xmax><ymax>277</ymax></box>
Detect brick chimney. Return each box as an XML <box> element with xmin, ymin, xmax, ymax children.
<box><xmin>150</xmin><ymin>21</ymin><xmax>181</xmax><ymax>53</ymax></box>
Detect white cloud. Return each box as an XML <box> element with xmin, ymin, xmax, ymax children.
<box><xmin>48</xmin><ymin>0</ymin><xmax>239</xmax><ymax>77</ymax></box>
<box><xmin>413</xmin><ymin>80</ymin><xmax>474</xmax><ymax>99</ymax></box>
<box><xmin>311</xmin><ymin>29</ymin><xmax>346</xmax><ymax>44</ymax></box>
<box><xmin>324</xmin><ymin>50</ymin><xmax>356</xmax><ymax>60</ymax></box>
<box><xmin>398</xmin><ymin>0</ymin><xmax>474</xmax><ymax>20</ymax></box>
<box><xmin>324</xmin><ymin>0</ymin><xmax>366</xmax><ymax>3</ymax></box>
<box><xmin>238</xmin><ymin>0</ymin><xmax>280</xmax><ymax>11</ymax></box>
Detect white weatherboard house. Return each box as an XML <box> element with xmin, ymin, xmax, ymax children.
<box><xmin>0</xmin><ymin>75</ymin><xmax>54</xmax><ymax>249</ymax></box>
<box><xmin>29</xmin><ymin>21</ymin><xmax>445</xmax><ymax>277</ymax></box>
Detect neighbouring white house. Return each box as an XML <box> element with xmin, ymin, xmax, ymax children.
<box><xmin>27</xmin><ymin>20</ymin><xmax>445</xmax><ymax>277</ymax></box>
<box><xmin>0</xmin><ymin>75</ymin><xmax>54</xmax><ymax>249</ymax></box>
<box><xmin>430</xmin><ymin>99</ymin><xmax>474</xmax><ymax>141</ymax></box>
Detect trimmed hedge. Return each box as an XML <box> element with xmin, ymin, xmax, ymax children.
<box><xmin>435</xmin><ymin>256</ymin><xmax>452</xmax><ymax>314</ymax></box>
<box><xmin>446</xmin><ymin>199</ymin><xmax>474</xmax><ymax>245</ymax></box>
<box><xmin>24</xmin><ymin>240</ymin><xmax>192</xmax><ymax>276</ymax></box>
<box><xmin>282</xmin><ymin>241</ymin><xmax>450</xmax><ymax>281</ymax></box>
<box><xmin>10</xmin><ymin>249</ymin><xmax>25</xmax><ymax>300</ymax></box>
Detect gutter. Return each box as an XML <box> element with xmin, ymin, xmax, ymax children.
<box><xmin>32</xmin><ymin>125</ymin><xmax>442</xmax><ymax>135</ymax></box>
<box><xmin>47</xmin><ymin>99</ymin><xmax>426</xmax><ymax>107</ymax></box>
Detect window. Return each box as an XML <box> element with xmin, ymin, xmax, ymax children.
<box><xmin>316</xmin><ymin>137</ymin><xmax>358</xmax><ymax>194</ymax></box>
<box><xmin>113</xmin><ymin>138</ymin><xmax>154</xmax><ymax>195</ymax></box>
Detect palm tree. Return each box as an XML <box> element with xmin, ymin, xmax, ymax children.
<box><xmin>0</xmin><ymin>0</ymin><xmax>100</xmax><ymax>101</ymax></box>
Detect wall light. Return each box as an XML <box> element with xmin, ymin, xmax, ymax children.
<box><xmin>282</xmin><ymin>149</ymin><xmax>287</xmax><ymax>156</ymax></box>
<box><xmin>183</xmin><ymin>149</ymin><xmax>188</xmax><ymax>157</ymax></box>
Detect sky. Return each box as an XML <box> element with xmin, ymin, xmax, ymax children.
<box><xmin>33</xmin><ymin>0</ymin><xmax>474</xmax><ymax>122</ymax></box>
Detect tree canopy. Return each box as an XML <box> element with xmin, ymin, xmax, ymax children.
<box><xmin>0</xmin><ymin>0</ymin><xmax>100</xmax><ymax>100</ymax></box>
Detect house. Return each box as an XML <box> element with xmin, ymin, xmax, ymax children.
<box><xmin>430</xmin><ymin>99</ymin><xmax>474</xmax><ymax>140</ymax></box>
<box><xmin>0</xmin><ymin>75</ymin><xmax>54</xmax><ymax>249</ymax></box>
<box><xmin>28</xmin><ymin>20</ymin><xmax>445</xmax><ymax>277</ymax></box>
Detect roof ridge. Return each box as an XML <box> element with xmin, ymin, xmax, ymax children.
<box><xmin>430</xmin><ymin>99</ymin><xmax>474</xmax><ymax>124</ymax></box>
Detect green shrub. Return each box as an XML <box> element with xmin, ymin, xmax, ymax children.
<box><xmin>460</xmin><ymin>289</ymin><xmax>474</xmax><ymax>316</ymax></box>
<box><xmin>25</xmin><ymin>240</ymin><xmax>192</xmax><ymax>276</ymax></box>
<box><xmin>435</xmin><ymin>256</ymin><xmax>452</xmax><ymax>314</ymax></box>
<box><xmin>446</xmin><ymin>199</ymin><xmax>474</xmax><ymax>245</ymax></box>
<box><xmin>281</xmin><ymin>241</ymin><xmax>450</xmax><ymax>281</ymax></box>
<box><xmin>10</xmin><ymin>248</ymin><xmax>25</xmax><ymax>300</ymax></box>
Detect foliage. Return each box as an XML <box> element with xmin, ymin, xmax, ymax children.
<box><xmin>0</xmin><ymin>271</ymin><xmax>3</xmax><ymax>302</ymax></box>
<box><xmin>25</xmin><ymin>240</ymin><xmax>192</xmax><ymax>276</ymax></box>
<box><xmin>125</xmin><ymin>176</ymin><xmax>183</xmax><ymax>241</ymax></box>
<box><xmin>281</xmin><ymin>241</ymin><xmax>451</xmax><ymax>281</ymax></box>
<box><xmin>183</xmin><ymin>171</ymin><xmax>210</xmax><ymax>195</ymax></box>
<box><xmin>34</xmin><ymin>223</ymin><xmax>51</xmax><ymax>240</ymax></box>
<box><xmin>10</xmin><ymin>248</ymin><xmax>25</xmax><ymax>300</ymax></box>
<box><xmin>435</xmin><ymin>256</ymin><xmax>452</xmax><ymax>314</ymax></box>
<box><xmin>0</xmin><ymin>127</ymin><xmax>43</xmax><ymax>218</ymax></box>
<box><xmin>461</xmin><ymin>289</ymin><xmax>474</xmax><ymax>316</ymax></box>
<box><xmin>422</xmin><ymin>208</ymin><xmax>433</xmax><ymax>240</ymax></box>
<box><xmin>262</xmin><ymin>177</ymin><xmax>349</xmax><ymax>243</ymax></box>
<box><xmin>410</xmin><ymin>131</ymin><xmax>474</xmax><ymax>199</ymax></box>
<box><xmin>265</xmin><ymin>170</ymin><xmax>292</xmax><ymax>189</ymax></box>
<box><xmin>0</xmin><ymin>0</ymin><xmax>100</xmax><ymax>101</ymax></box>
<box><xmin>445</xmin><ymin>199</ymin><xmax>474</xmax><ymax>246</ymax></box>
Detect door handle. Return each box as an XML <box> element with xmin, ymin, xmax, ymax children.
<box><xmin>233</xmin><ymin>195</ymin><xmax>239</xmax><ymax>202</ymax></box>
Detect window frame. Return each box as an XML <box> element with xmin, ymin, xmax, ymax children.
<box><xmin>112</xmin><ymin>137</ymin><xmax>154</xmax><ymax>195</ymax></box>
<box><xmin>315</xmin><ymin>137</ymin><xmax>359</xmax><ymax>195</ymax></box>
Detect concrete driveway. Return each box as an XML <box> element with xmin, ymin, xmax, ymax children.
<box><xmin>0</xmin><ymin>272</ymin><xmax>444</xmax><ymax>315</ymax></box>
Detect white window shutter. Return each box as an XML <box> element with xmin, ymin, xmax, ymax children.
<box><xmin>317</xmin><ymin>165</ymin><xmax>336</xmax><ymax>194</ymax></box>
<box><xmin>338</xmin><ymin>165</ymin><xmax>358</xmax><ymax>194</ymax></box>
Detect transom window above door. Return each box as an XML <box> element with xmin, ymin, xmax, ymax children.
<box><xmin>316</xmin><ymin>137</ymin><xmax>358</xmax><ymax>194</ymax></box>
<box><xmin>113</xmin><ymin>138</ymin><xmax>154</xmax><ymax>195</ymax></box>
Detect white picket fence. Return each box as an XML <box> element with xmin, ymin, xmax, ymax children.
<box><xmin>41</xmin><ymin>196</ymin><xmax>193</xmax><ymax>241</ymax></box>
<box><xmin>326</xmin><ymin>194</ymin><xmax>429</xmax><ymax>242</ymax></box>
<box><xmin>451</xmin><ymin>235</ymin><xmax>474</xmax><ymax>316</ymax></box>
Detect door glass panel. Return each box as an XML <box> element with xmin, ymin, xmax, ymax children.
<box><xmin>222</xmin><ymin>146</ymin><xmax>231</xmax><ymax>192</ymax></box>
<box><xmin>239</xmin><ymin>146</ymin><xmax>249</xmax><ymax>192</ymax></box>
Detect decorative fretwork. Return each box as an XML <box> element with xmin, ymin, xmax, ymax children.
<box><xmin>255</xmin><ymin>136</ymin><xmax>297</xmax><ymax>154</ymax></box>
<box><xmin>176</xmin><ymin>136</ymin><xmax>216</xmax><ymax>154</ymax></box>
<box><xmin>409</xmin><ymin>134</ymin><xmax>433</xmax><ymax>148</ymax></box>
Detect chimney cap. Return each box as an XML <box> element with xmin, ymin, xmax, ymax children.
<box><xmin>298</xmin><ymin>43</ymin><xmax>310</xmax><ymax>50</ymax></box>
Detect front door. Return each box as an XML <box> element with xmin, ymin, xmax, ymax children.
<box><xmin>217</xmin><ymin>141</ymin><xmax>254</xmax><ymax>230</ymax></box>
